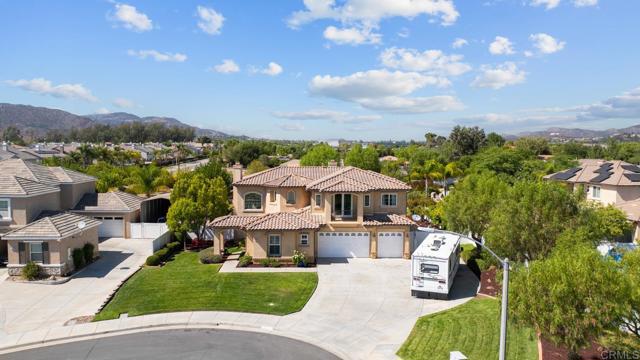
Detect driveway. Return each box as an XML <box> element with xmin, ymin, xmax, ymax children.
<box><xmin>0</xmin><ymin>238</ymin><xmax>152</xmax><ymax>335</ymax></box>
<box><xmin>276</xmin><ymin>258</ymin><xmax>478</xmax><ymax>359</ymax></box>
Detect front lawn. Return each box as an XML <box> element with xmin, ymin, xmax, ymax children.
<box><xmin>397</xmin><ymin>298</ymin><xmax>538</xmax><ymax>360</ymax></box>
<box><xmin>94</xmin><ymin>252</ymin><xmax>318</xmax><ymax>321</ymax></box>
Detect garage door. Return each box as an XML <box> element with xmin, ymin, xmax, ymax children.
<box><xmin>378</xmin><ymin>232</ymin><xmax>404</xmax><ymax>258</ymax></box>
<box><xmin>318</xmin><ymin>232</ymin><xmax>370</xmax><ymax>258</ymax></box>
<box><xmin>95</xmin><ymin>217</ymin><xmax>124</xmax><ymax>237</ymax></box>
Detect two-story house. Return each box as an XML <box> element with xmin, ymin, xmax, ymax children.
<box><xmin>209</xmin><ymin>165</ymin><xmax>415</xmax><ymax>260</ymax></box>
<box><xmin>546</xmin><ymin>159</ymin><xmax>640</xmax><ymax>241</ymax></box>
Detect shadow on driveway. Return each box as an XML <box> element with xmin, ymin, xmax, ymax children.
<box><xmin>74</xmin><ymin>251</ymin><xmax>133</xmax><ymax>279</ymax></box>
<box><xmin>448</xmin><ymin>264</ymin><xmax>480</xmax><ymax>301</ymax></box>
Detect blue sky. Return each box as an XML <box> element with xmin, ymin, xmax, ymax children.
<box><xmin>1</xmin><ymin>0</ymin><xmax>639</xmax><ymax>140</ymax></box>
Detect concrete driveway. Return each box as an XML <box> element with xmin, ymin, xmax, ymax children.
<box><xmin>277</xmin><ymin>258</ymin><xmax>478</xmax><ymax>359</ymax></box>
<box><xmin>0</xmin><ymin>238</ymin><xmax>152</xmax><ymax>335</ymax></box>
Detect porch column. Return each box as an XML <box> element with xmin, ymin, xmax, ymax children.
<box><xmin>213</xmin><ymin>229</ymin><xmax>224</xmax><ymax>255</ymax></box>
<box><xmin>369</xmin><ymin>228</ymin><xmax>378</xmax><ymax>259</ymax></box>
<box><xmin>403</xmin><ymin>230</ymin><xmax>411</xmax><ymax>259</ymax></box>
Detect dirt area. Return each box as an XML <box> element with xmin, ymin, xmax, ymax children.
<box><xmin>540</xmin><ymin>337</ymin><xmax>606</xmax><ymax>360</ymax></box>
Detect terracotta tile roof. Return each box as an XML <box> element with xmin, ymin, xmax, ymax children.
<box><xmin>209</xmin><ymin>207</ymin><xmax>324</xmax><ymax>231</ymax></box>
<box><xmin>234</xmin><ymin>166</ymin><xmax>339</xmax><ymax>187</ymax></box>
<box><xmin>546</xmin><ymin>159</ymin><xmax>640</xmax><ymax>186</ymax></box>
<box><xmin>2</xmin><ymin>212</ymin><xmax>101</xmax><ymax>239</ymax></box>
<box><xmin>0</xmin><ymin>159</ymin><xmax>95</xmax><ymax>185</ymax></box>
<box><xmin>363</xmin><ymin>213</ymin><xmax>417</xmax><ymax>227</ymax></box>
<box><xmin>73</xmin><ymin>191</ymin><xmax>143</xmax><ymax>212</ymax></box>
<box><xmin>306</xmin><ymin>166</ymin><xmax>411</xmax><ymax>192</ymax></box>
<box><xmin>0</xmin><ymin>176</ymin><xmax>60</xmax><ymax>196</ymax></box>
<box><xmin>208</xmin><ymin>215</ymin><xmax>260</xmax><ymax>229</ymax></box>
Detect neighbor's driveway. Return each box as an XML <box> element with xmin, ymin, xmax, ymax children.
<box><xmin>0</xmin><ymin>238</ymin><xmax>152</xmax><ymax>335</ymax></box>
<box><xmin>277</xmin><ymin>258</ymin><xmax>479</xmax><ymax>359</ymax></box>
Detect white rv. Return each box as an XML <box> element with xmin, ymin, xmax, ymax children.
<box><xmin>411</xmin><ymin>232</ymin><xmax>462</xmax><ymax>299</ymax></box>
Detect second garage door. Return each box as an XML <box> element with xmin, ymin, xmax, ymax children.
<box><xmin>95</xmin><ymin>216</ymin><xmax>124</xmax><ymax>238</ymax></box>
<box><xmin>318</xmin><ymin>232</ymin><xmax>370</xmax><ymax>258</ymax></box>
<box><xmin>377</xmin><ymin>232</ymin><xmax>404</xmax><ymax>258</ymax></box>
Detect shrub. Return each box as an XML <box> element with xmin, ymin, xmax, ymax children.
<box><xmin>155</xmin><ymin>248</ymin><xmax>169</xmax><ymax>260</ymax></box>
<box><xmin>22</xmin><ymin>261</ymin><xmax>40</xmax><ymax>280</ymax></box>
<box><xmin>145</xmin><ymin>254</ymin><xmax>161</xmax><ymax>266</ymax></box>
<box><xmin>72</xmin><ymin>248</ymin><xmax>86</xmax><ymax>269</ymax></box>
<box><xmin>269</xmin><ymin>258</ymin><xmax>281</xmax><ymax>268</ymax></box>
<box><xmin>292</xmin><ymin>250</ymin><xmax>306</xmax><ymax>267</ymax></box>
<box><xmin>260</xmin><ymin>258</ymin><xmax>271</xmax><ymax>267</ymax></box>
<box><xmin>199</xmin><ymin>248</ymin><xmax>223</xmax><ymax>264</ymax></box>
<box><xmin>460</xmin><ymin>244</ymin><xmax>476</xmax><ymax>263</ymax></box>
<box><xmin>166</xmin><ymin>241</ymin><xmax>181</xmax><ymax>253</ymax></box>
<box><xmin>82</xmin><ymin>243</ymin><xmax>95</xmax><ymax>264</ymax></box>
<box><xmin>238</xmin><ymin>255</ymin><xmax>252</xmax><ymax>267</ymax></box>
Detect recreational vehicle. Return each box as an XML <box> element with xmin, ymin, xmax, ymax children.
<box><xmin>411</xmin><ymin>232</ymin><xmax>461</xmax><ymax>299</ymax></box>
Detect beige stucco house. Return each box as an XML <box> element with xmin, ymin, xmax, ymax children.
<box><xmin>546</xmin><ymin>159</ymin><xmax>640</xmax><ymax>241</ymax></box>
<box><xmin>210</xmin><ymin>165</ymin><xmax>416</xmax><ymax>261</ymax></box>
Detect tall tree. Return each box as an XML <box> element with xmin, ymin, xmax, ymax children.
<box><xmin>344</xmin><ymin>144</ymin><xmax>381</xmax><ymax>171</ymax></box>
<box><xmin>128</xmin><ymin>165</ymin><xmax>170</xmax><ymax>197</ymax></box>
<box><xmin>1</xmin><ymin>126</ymin><xmax>26</xmax><ymax>145</ymax></box>
<box><xmin>486</xmin><ymin>132</ymin><xmax>505</xmax><ymax>148</ymax></box>
<box><xmin>245</xmin><ymin>159</ymin><xmax>269</xmax><ymax>175</ymax></box>
<box><xmin>449</xmin><ymin>126</ymin><xmax>486</xmax><ymax>157</ymax></box>
<box><xmin>300</xmin><ymin>143</ymin><xmax>339</xmax><ymax>166</ymax></box>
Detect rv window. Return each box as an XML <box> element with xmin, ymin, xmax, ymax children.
<box><xmin>420</xmin><ymin>264</ymin><xmax>439</xmax><ymax>274</ymax></box>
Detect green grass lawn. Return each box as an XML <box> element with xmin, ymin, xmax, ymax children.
<box><xmin>94</xmin><ymin>252</ymin><xmax>317</xmax><ymax>321</ymax></box>
<box><xmin>397</xmin><ymin>298</ymin><xmax>538</xmax><ymax>360</ymax></box>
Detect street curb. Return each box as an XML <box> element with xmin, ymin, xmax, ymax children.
<box><xmin>0</xmin><ymin>322</ymin><xmax>351</xmax><ymax>360</ymax></box>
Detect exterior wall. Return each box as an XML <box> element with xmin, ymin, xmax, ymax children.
<box><xmin>586</xmin><ymin>184</ymin><xmax>618</xmax><ymax>205</ymax></box>
<box><xmin>247</xmin><ymin>229</ymin><xmax>316</xmax><ymax>259</ymax></box>
<box><xmin>234</xmin><ymin>186</ymin><xmax>311</xmax><ymax>216</ymax></box>
<box><xmin>233</xmin><ymin>186</ymin><xmax>266</xmax><ymax>216</ymax></box>
<box><xmin>0</xmin><ymin>192</ymin><xmax>61</xmax><ymax>229</ymax></box>
<box><xmin>60</xmin><ymin>181</ymin><xmax>96</xmax><ymax>209</ymax></box>
<box><xmin>6</xmin><ymin>226</ymin><xmax>99</xmax><ymax>276</ymax></box>
<box><xmin>276</xmin><ymin>187</ymin><xmax>310</xmax><ymax>212</ymax></box>
<box><xmin>74</xmin><ymin>210</ymin><xmax>138</xmax><ymax>238</ymax></box>
<box><xmin>369</xmin><ymin>191</ymin><xmax>408</xmax><ymax>215</ymax></box>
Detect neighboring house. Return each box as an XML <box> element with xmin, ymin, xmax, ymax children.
<box><xmin>72</xmin><ymin>191</ymin><xmax>143</xmax><ymax>238</ymax></box>
<box><xmin>546</xmin><ymin>159</ymin><xmax>640</xmax><ymax>241</ymax></box>
<box><xmin>0</xmin><ymin>142</ymin><xmax>42</xmax><ymax>162</ymax></box>
<box><xmin>3</xmin><ymin>212</ymin><xmax>101</xmax><ymax>276</ymax></box>
<box><xmin>209</xmin><ymin>165</ymin><xmax>415</xmax><ymax>260</ymax></box>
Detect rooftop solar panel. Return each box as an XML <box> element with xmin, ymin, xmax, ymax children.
<box><xmin>622</xmin><ymin>165</ymin><xmax>640</xmax><ymax>173</ymax></box>
<box><xmin>624</xmin><ymin>173</ymin><xmax>640</xmax><ymax>182</ymax></box>
<box><xmin>590</xmin><ymin>173</ymin><xmax>612</xmax><ymax>183</ymax></box>
<box><xmin>551</xmin><ymin>171</ymin><xmax>578</xmax><ymax>181</ymax></box>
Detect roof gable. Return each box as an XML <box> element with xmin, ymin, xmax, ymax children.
<box><xmin>73</xmin><ymin>191</ymin><xmax>143</xmax><ymax>212</ymax></box>
<box><xmin>0</xmin><ymin>176</ymin><xmax>60</xmax><ymax>196</ymax></box>
<box><xmin>3</xmin><ymin>212</ymin><xmax>101</xmax><ymax>239</ymax></box>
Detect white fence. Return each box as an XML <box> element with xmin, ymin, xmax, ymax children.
<box><xmin>129</xmin><ymin>223</ymin><xmax>171</xmax><ymax>252</ymax></box>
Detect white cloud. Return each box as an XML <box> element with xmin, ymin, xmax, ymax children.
<box><xmin>111</xmin><ymin>3</ymin><xmax>153</xmax><ymax>32</ymax></box>
<box><xmin>5</xmin><ymin>78</ymin><xmax>98</xmax><ymax>102</ymax></box>
<box><xmin>380</xmin><ymin>47</ymin><xmax>471</xmax><ymax>77</ymax></box>
<box><xmin>288</xmin><ymin>0</ymin><xmax>459</xmax><ymax>27</ymax></box>
<box><xmin>271</xmin><ymin>109</ymin><xmax>381</xmax><ymax>123</ymax></box>
<box><xmin>489</xmin><ymin>36</ymin><xmax>515</xmax><ymax>55</ymax></box>
<box><xmin>530</xmin><ymin>0</ymin><xmax>597</xmax><ymax>9</ymax></box>
<box><xmin>113</xmin><ymin>97</ymin><xmax>135</xmax><ymax>108</ymax></box>
<box><xmin>397</xmin><ymin>27</ymin><xmax>410</xmax><ymax>38</ymax></box>
<box><xmin>578</xmin><ymin>87</ymin><xmax>640</xmax><ymax>120</ymax></box>
<box><xmin>212</xmin><ymin>59</ymin><xmax>240</xmax><ymax>73</ymax></box>
<box><xmin>323</xmin><ymin>25</ymin><xmax>381</xmax><ymax>45</ymax></box>
<box><xmin>358</xmin><ymin>95</ymin><xmax>464</xmax><ymax>113</ymax></box>
<box><xmin>529</xmin><ymin>33</ymin><xmax>566</xmax><ymax>54</ymax></box>
<box><xmin>573</xmin><ymin>0</ymin><xmax>597</xmax><ymax>7</ymax></box>
<box><xmin>254</xmin><ymin>62</ymin><xmax>283</xmax><ymax>76</ymax></box>
<box><xmin>471</xmin><ymin>62</ymin><xmax>527</xmax><ymax>89</ymax></box>
<box><xmin>127</xmin><ymin>49</ymin><xmax>187</xmax><ymax>62</ymax></box>
<box><xmin>451</xmin><ymin>38</ymin><xmax>468</xmax><ymax>49</ymax></box>
<box><xmin>196</xmin><ymin>6</ymin><xmax>224</xmax><ymax>35</ymax></box>
<box><xmin>279</xmin><ymin>123</ymin><xmax>305</xmax><ymax>131</ymax></box>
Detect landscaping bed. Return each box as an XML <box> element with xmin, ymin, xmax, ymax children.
<box><xmin>397</xmin><ymin>298</ymin><xmax>538</xmax><ymax>360</ymax></box>
<box><xmin>94</xmin><ymin>252</ymin><xmax>318</xmax><ymax>321</ymax></box>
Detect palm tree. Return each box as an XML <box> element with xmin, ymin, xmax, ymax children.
<box><xmin>423</xmin><ymin>160</ymin><xmax>444</xmax><ymax>192</ymax></box>
<box><xmin>175</xmin><ymin>143</ymin><xmax>194</xmax><ymax>171</ymax></box>
<box><xmin>128</xmin><ymin>165</ymin><xmax>168</xmax><ymax>197</ymax></box>
<box><xmin>443</xmin><ymin>162</ymin><xmax>463</xmax><ymax>195</ymax></box>
<box><xmin>77</xmin><ymin>144</ymin><xmax>95</xmax><ymax>167</ymax></box>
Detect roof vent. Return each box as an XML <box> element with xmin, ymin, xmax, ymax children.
<box><xmin>431</xmin><ymin>237</ymin><xmax>445</xmax><ymax>251</ymax></box>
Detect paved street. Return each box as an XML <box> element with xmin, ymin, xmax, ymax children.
<box><xmin>2</xmin><ymin>329</ymin><xmax>340</xmax><ymax>360</ymax></box>
<box><xmin>0</xmin><ymin>237</ymin><xmax>152</xmax><ymax>334</ymax></box>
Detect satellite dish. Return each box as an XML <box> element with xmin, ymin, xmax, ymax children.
<box><xmin>411</xmin><ymin>214</ymin><xmax>422</xmax><ymax>222</ymax></box>
<box><xmin>77</xmin><ymin>221</ymin><xmax>87</xmax><ymax>230</ymax></box>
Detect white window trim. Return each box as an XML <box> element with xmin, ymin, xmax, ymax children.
<box><xmin>333</xmin><ymin>193</ymin><xmax>354</xmax><ymax>218</ymax></box>
<box><xmin>244</xmin><ymin>192</ymin><xmax>263</xmax><ymax>211</ymax></box>
<box><xmin>268</xmin><ymin>234</ymin><xmax>281</xmax><ymax>257</ymax></box>
<box><xmin>363</xmin><ymin>194</ymin><xmax>371</xmax><ymax>208</ymax></box>
<box><xmin>0</xmin><ymin>198</ymin><xmax>12</xmax><ymax>221</ymax></box>
<box><xmin>286</xmin><ymin>190</ymin><xmax>296</xmax><ymax>205</ymax></box>
<box><xmin>299</xmin><ymin>233</ymin><xmax>309</xmax><ymax>246</ymax></box>
<box><xmin>591</xmin><ymin>186</ymin><xmax>601</xmax><ymax>199</ymax></box>
<box><xmin>381</xmin><ymin>193</ymin><xmax>398</xmax><ymax>207</ymax></box>
<box><xmin>314</xmin><ymin>193</ymin><xmax>322</xmax><ymax>208</ymax></box>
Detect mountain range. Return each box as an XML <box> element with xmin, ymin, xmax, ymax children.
<box><xmin>0</xmin><ymin>103</ymin><xmax>231</xmax><ymax>139</ymax></box>
<box><xmin>518</xmin><ymin>125</ymin><xmax>640</xmax><ymax>139</ymax></box>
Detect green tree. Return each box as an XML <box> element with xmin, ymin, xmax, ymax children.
<box><xmin>486</xmin><ymin>132</ymin><xmax>505</xmax><ymax>148</ymax></box>
<box><xmin>194</xmin><ymin>160</ymin><xmax>232</xmax><ymax>190</ymax></box>
<box><xmin>2</xmin><ymin>126</ymin><xmax>26</xmax><ymax>145</ymax></box>
<box><xmin>246</xmin><ymin>159</ymin><xmax>269</xmax><ymax>175</ymax></box>
<box><xmin>618</xmin><ymin>250</ymin><xmax>640</xmax><ymax>346</ymax></box>
<box><xmin>380</xmin><ymin>160</ymin><xmax>406</xmax><ymax>181</ymax></box>
<box><xmin>469</xmin><ymin>147</ymin><xmax>528</xmax><ymax>179</ymax></box>
<box><xmin>344</xmin><ymin>144</ymin><xmax>381</xmax><ymax>171</ymax></box>
<box><xmin>514</xmin><ymin>137</ymin><xmax>550</xmax><ymax>156</ymax></box>
<box><xmin>509</xmin><ymin>244</ymin><xmax>626</xmax><ymax>357</ymax></box>
<box><xmin>300</xmin><ymin>143</ymin><xmax>339</xmax><ymax>166</ymax></box>
<box><xmin>484</xmin><ymin>181</ymin><xmax>579</xmax><ymax>262</ymax></box>
<box><xmin>449</xmin><ymin>126</ymin><xmax>486</xmax><ymax>157</ymax></box>
<box><xmin>128</xmin><ymin>165</ymin><xmax>170</xmax><ymax>197</ymax></box>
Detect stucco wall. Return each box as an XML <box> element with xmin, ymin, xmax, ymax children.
<box><xmin>248</xmin><ymin>230</ymin><xmax>316</xmax><ymax>259</ymax></box>
<box><xmin>234</xmin><ymin>186</ymin><xmax>311</xmax><ymax>215</ymax></box>
<box><xmin>60</xmin><ymin>181</ymin><xmax>96</xmax><ymax>209</ymax></box>
<box><xmin>586</xmin><ymin>184</ymin><xmax>618</xmax><ymax>205</ymax></box>
<box><xmin>0</xmin><ymin>192</ymin><xmax>61</xmax><ymax>228</ymax></box>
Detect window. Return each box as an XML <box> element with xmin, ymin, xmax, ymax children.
<box><xmin>268</xmin><ymin>234</ymin><xmax>281</xmax><ymax>257</ymax></box>
<box><xmin>381</xmin><ymin>193</ymin><xmax>397</xmax><ymax>207</ymax></box>
<box><xmin>269</xmin><ymin>190</ymin><xmax>276</xmax><ymax>202</ymax></box>
<box><xmin>286</xmin><ymin>190</ymin><xmax>296</xmax><ymax>205</ymax></box>
<box><xmin>29</xmin><ymin>242</ymin><xmax>44</xmax><ymax>263</ymax></box>
<box><xmin>364</xmin><ymin>194</ymin><xmax>371</xmax><ymax>207</ymax></box>
<box><xmin>0</xmin><ymin>198</ymin><xmax>10</xmax><ymax>220</ymax></box>
<box><xmin>315</xmin><ymin>194</ymin><xmax>322</xmax><ymax>208</ymax></box>
<box><xmin>300</xmin><ymin>233</ymin><xmax>309</xmax><ymax>246</ymax></box>
<box><xmin>592</xmin><ymin>186</ymin><xmax>601</xmax><ymax>199</ymax></box>
<box><xmin>420</xmin><ymin>263</ymin><xmax>439</xmax><ymax>274</ymax></box>
<box><xmin>244</xmin><ymin>193</ymin><xmax>262</xmax><ymax>210</ymax></box>
<box><xmin>333</xmin><ymin>193</ymin><xmax>353</xmax><ymax>217</ymax></box>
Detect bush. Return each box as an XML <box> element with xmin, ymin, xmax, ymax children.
<box><xmin>22</xmin><ymin>261</ymin><xmax>40</xmax><ymax>280</ymax></box>
<box><xmin>166</xmin><ymin>241</ymin><xmax>181</xmax><ymax>253</ymax></box>
<box><xmin>460</xmin><ymin>244</ymin><xmax>476</xmax><ymax>263</ymax></box>
<box><xmin>155</xmin><ymin>248</ymin><xmax>169</xmax><ymax>259</ymax></box>
<box><xmin>269</xmin><ymin>258</ymin><xmax>281</xmax><ymax>268</ymax></box>
<box><xmin>145</xmin><ymin>254</ymin><xmax>161</xmax><ymax>266</ymax></box>
<box><xmin>292</xmin><ymin>250</ymin><xmax>306</xmax><ymax>267</ymax></box>
<box><xmin>260</xmin><ymin>258</ymin><xmax>271</xmax><ymax>267</ymax></box>
<box><xmin>83</xmin><ymin>243</ymin><xmax>95</xmax><ymax>264</ymax></box>
<box><xmin>199</xmin><ymin>248</ymin><xmax>223</xmax><ymax>264</ymax></box>
<box><xmin>238</xmin><ymin>255</ymin><xmax>252</xmax><ymax>267</ymax></box>
<box><xmin>72</xmin><ymin>248</ymin><xmax>86</xmax><ymax>269</ymax></box>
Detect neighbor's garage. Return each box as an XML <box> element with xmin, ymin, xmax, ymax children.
<box><xmin>377</xmin><ymin>232</ymin><xmax>404</xmax><ymax>258</ymax></box>
<box><xmin>318</xmin><ymin>232</ymin><xmax>370</xmax><ymax>258</ymax></box>
<box><xmin>94</xmin><ymin>216</ymin><xmax>124</xmax><ymax>237</ymax></box>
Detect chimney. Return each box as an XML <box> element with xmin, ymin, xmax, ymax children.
<box><xmin>1</xmin><ymin>141</ymin><xmax>7</xmax><ymax>152</ymax></box>
<box><xmin>231</xmin><ymin>162</ymin><xmax>244</xmax><ymax>181</ymax></box>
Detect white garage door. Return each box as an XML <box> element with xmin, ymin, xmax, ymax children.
<box><xmin>318</xmin><ymin>232</ymin><xmax>370</xmax><ymax>258</ymax></box>
<box><xmin>378</xmin><ymin>232</ymin><xmax>404</xmax><ymax>258</ymax></box>
<box><xmin>95</xmin><ymin>217</ymin><xmax>124</xmax><ymax>237</ymax></box>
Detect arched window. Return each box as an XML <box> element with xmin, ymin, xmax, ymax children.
<box><xmin>286</xmin><ymin>190</ymin><xmax>296</xmax><ymax>205</ymax></box>
<box><xmin>244</xmin><ymin>193</ymin><xmax>262</xmax><ymax>210</ymax></box>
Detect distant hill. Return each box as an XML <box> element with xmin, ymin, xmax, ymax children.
<box><xmin>0</xmin><ymin>103</ymin><xmax>232</xmax><ymax>139</ymax></box>
<box><xmin>517</xmin><ymin>124</ymin><xmax>640</xmax><ymax>139</ymax></box>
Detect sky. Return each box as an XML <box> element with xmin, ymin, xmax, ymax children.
<box><xmin>1</xmin><ymin>0</ymin><xmax>639</xmax><ymax>141</ymax></box>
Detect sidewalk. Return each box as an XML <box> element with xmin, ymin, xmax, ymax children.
<box><xmin>219</xmin><ymin>260</ymin><xmax>317</xmax><ymax>273</ymax></box>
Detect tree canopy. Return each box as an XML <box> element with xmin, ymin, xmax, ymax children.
<box><xmin>300</xmin><ymin>143</ymin><xmax>339</xmax><ymax>166</ymax></box>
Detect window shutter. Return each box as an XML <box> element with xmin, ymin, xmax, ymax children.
<box><xmin>42</xmin><ymin>242</ymin><xmax>50</xmax><ymax>264</ymax></box>
<box><xmin>18</xmin><ymin>242</ymin><xmax>26</xmax><ymax>264</ymax></box>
